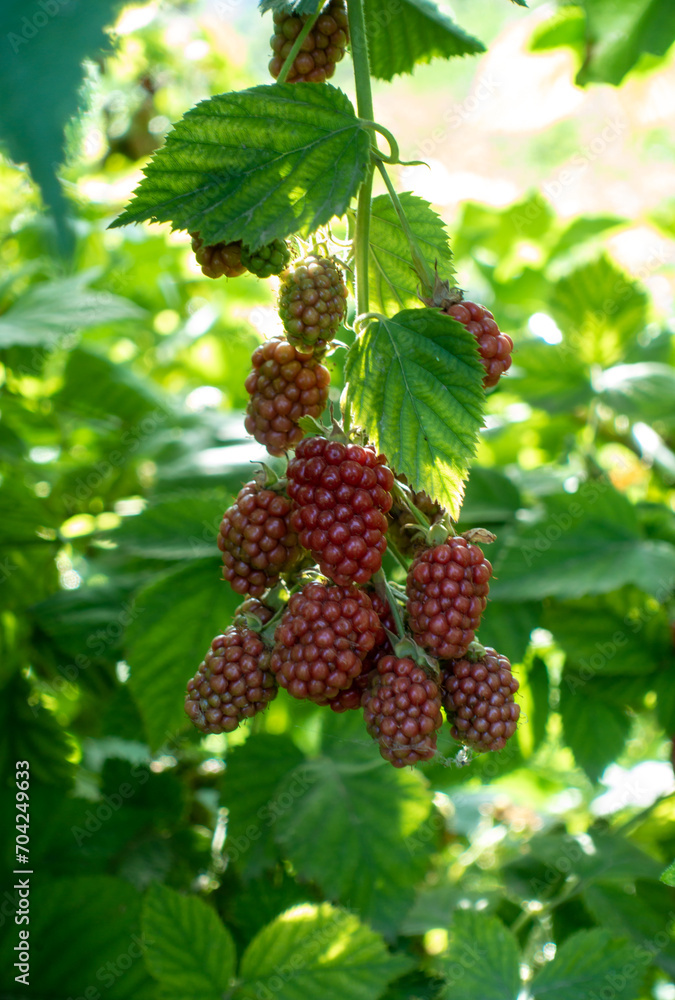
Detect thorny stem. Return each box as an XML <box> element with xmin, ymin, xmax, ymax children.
<box><xmin>348</xmin><ymin>0</ymin><xmax>374</xmax><ymax>316</ymax></box>
<box><xmin>276</xmin><ymin>2</ymin><xmax>324</xmax><ymax>85</ymax></box>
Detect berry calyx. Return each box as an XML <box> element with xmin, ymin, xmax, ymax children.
<box><xmin>278</xmin><ymin>254</ymin><xmax>348</xmax><ymax>356</ymax></box>
<box><xmin>444</xmin><ymin>300</ymin><xmax>513</xmax><ymax>389</ymax></box>
<box><xmin>244</xmin><ymin>338</ymin><xmax>331</xmax><ymax>456</ymax></box>
<box><xmin>185</xmin><ymin>627</ymin><xmax>277</xmax><ymax>734</ymax></box>
<box><xmin>218</xmin><ymin>481</ymin><xmax>302</xmax><ymax>597</ymax></box>
<box><xmin>406</xmin><ymin>536</ymin><xmax>492</xmax><ymax>660</ymax></box>
<box><xmin>269</xmin><ymin>1</ymin><xmax>349</xmax><ymax>84</ymax></box>
<box><xmin>287</xmin><ymin>436</ymin><xmax>394</xmax><ymax>586</ymax></box>
<box><xmin>191</xmin><ymin>233</ymin><xmax>247</xmax><ymax>278</ymax></box>
<box><xmin>442</xmin><ymin>646</ymin><xmax>520</xmax><ymax>751</ymax></box>
<box><xmin>241</xmin><ymin>239</ymin><xmax>292</xmax><ymax>278</ymax></box>
<box><xmin>362</xmin><ymin>655</ymin><xmax>442</xmax><ymax>767</ymax></box>
<box><xmin>270</xmin><ymin>581</ymin><xmax>380</xmax><ymax>702</ymax></box>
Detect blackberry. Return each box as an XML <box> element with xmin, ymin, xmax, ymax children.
<box><xmin>270</xmin><ymin>581</ymin><xmax>380</xmax><ymax>702</ymax></box>
<box><xmin>185</xmin><ymin>627</ymin><xmax>276</xmax><ymax>734</ymax></box>
<box><xmin>406</xmin><ymin>537</ymin><xmax>491</xmax><ymax>660</ymax></box>
<box><xmin>234</xmin><ymin>597</ymin><xmax>274</xmax><ymax>627</ymax></box>
<box><xmin>278</xmin><ymin>254</ymin><xmax>348</xmax><ymax>356</ymax></box>
<box><xmin>191</xmin><ymin>233</ymin><xmax>247</xmax><ymax>279</ymax></box>
<box><xmin>442</xmin><ymin>647</ymin><xmax>520</xmax><ymax>751</ymax></box>
<box><xmin>269</xmin><ymin>1</ymin><xmax>349</xmax><ymax>84</ymax></box>
<box><xmin>241</xmin><ymin>239</ymin><xmax>291</xmax><ymax>279</ymax></box>
<box><xmin>244</xmin><ymin>338</ymin><xmax>331</xmax><ymax>456</ymax></box>
<box><xmin>362</xmin><ymin>655</ymin><xmax>442</xmax><ymax>768</ymax></box>
<box><xmin>325</xmin><ymin>591</ymin><xmax>395</xmax><ymax>712</ymax></box>
<box><xmin>218</xmin><ymin>481</ymin><xmax>301</xmax><ymax>597</ymax></box>
<box><xmin>287</xmin><ymin>436</ymin><xmax>394</xmax><ymax>586</ymax></box>
<box><xmin>444</xmin><ymin>300</ymin><xmax>513</xmax><ymax>388</ymax></box>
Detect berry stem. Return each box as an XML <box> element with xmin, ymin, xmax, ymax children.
<box><xmin>385</xmin><ymin>535</ymin><xmax>409</xmax><ymax>574</ymax></box>
<box><xmin>373</xmin><ymin>568</ymin><xmax>406</xmax><ymax>641</ymax></box>
<box><xmin>276</xmin><ymin>3</ymin><xmax>324</xmax><ymax>85</ymax></box>
<box><xmin>376</xmin><ymin>160</ymin><xmax>435</xmax><ymax>298</ymax></box>
<box><xmin>347</xmin><ymin>0</ymin><xmax>374</xmax><ymax>316</ymax></box>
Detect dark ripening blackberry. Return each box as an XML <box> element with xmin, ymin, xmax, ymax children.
<box><xmin>287</xmin><ymin>437</ymin><xmax>394</xmax><ymax>587</ymax></box>
<box><xmin>244</xmin><ymin>338</ymin><xmax>331</xmax><ymax>456</ymax></box>
<box><xmin>191</xmin><ymin>233</ymin><xmax>247</xmax><ymax>278</ymax></box>
<box><xmin>444</xmin><ymin>300</ymin><xmax>513</xmax><ymax>388</ymax></box>
<box><xmin>241</xmin><ymin>240</ymin><xmax>291</xmax><ymax>278</ymax></box>
<box><xmin>362</xmin><ymin>655</ymin><xmax>442</xmax><ymax>768</ymax></box>
<box><xmin>325</xmin><ymin>590</ymin><xmax>395</xmax><ymax>712</ymax></box>
<box><xmin>269</xmin><ymin>1</ymin><xmax>349</xmax><ymax>84</ymax></box>
<box><xmin>270</xmin><ymin>581</ymin><xmax>380</xmax><ymax>703</ymax></box>
<box><xmin>278</xmin><ymin>254</ymin><xmax>348</xmax><ymax>357</ymax></box>
<box><xmin>218</xmin><ymin>481</ymin><xmax>301</xmax><ymax>597</ymax></box>
<box><xmin>406</xmin><ymin>536</ymin><xmax>492</xmax><ymax>660</ymax></box>
<box><xmin>185</xmin><ymin>627</ymin><xmax>277</xmax><ymax>734</ymax></box>
<box><xmin>442</xmin><ymin>648</ymin><xmax>520</xmax><ymax>752</ymax></box>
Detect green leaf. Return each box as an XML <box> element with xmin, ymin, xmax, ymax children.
<box><xmin>459</xmin><ymin>466</ymin><xmax>522</xmax><ymax>525</ymax></box>
<box><xmin>434</xmin><ymin>911</ymin><xmax>520</xmax><ymax>1000</ymax></box>
<box><xmin>143</xmin><ymin>882</ymin><xmax>236</xmax><ymax>1000</ymax></box>
<box><xmin>363</xmin><ymin>0</ymin><xmax>485</xmax><ymax>81</ymax></box>
<box><xmin>0</xmin><ymin>1</ymin><xmax>121</xmax><ymax>252</ymax></box>
<box><xmin>0</xmin><ymin>674</ymin><xmax>76</xmax><ymax>788</ymax></box>
<box><xmin>344</xmin><ymin>309</ymin><xmax>485</xmax><ymax>517</ymax></box>
<box><xmin>510</xmin><ymin>340</ymin><xmax>592</xmax><ymax>414</ymax></box>
<box><xmin>57</xmin><ymin>347</ymin><xmax>171</xmax><ymax>425</ymax></box>
<box><xmin>126</xmin><ymin>558</ymin><xmax>241</xmax><ymax>749</ymax></box>
<box><xmin>259</xmin><ymin>0</ymin><xmax>327</xmax><ymax>12</ymax></box>
<box><xmin>221</xmin><ymin>733</ymin><xmax>305</xmax><ymax>876</ymax></box>
<box><xmin>236</xmin><ymin>903</ymin><xmax>412</xmax><ymax>1000</ymax></box>
<box><xmin>579</xmin><ymin>0</ymin><xmax>675</xmax><ymax>86</ymax></box>
<box><xmin>530</xmin><ymin>5</ymin><xmax>586</xmax><ymax>53</ymax></box>
<box><xmin>0</xmin><ymin>876</ymin><xmax>154</xmax><ymax>999</ymax></box>
<box><xmin>559</xmin><ymin>672</ymin><xmax>631</xmax><ymax>781</ymax></box>
<box><xmin>596</xmin><ymin>363</ymin><xmax>675</xmax><ymax>430</ymax></box>
<box><xmin>111</xmin><ymin>496</ymin><xmax>228</xmax><ymax>560</ymax></box>
<box><xmin>526</xmin><ymin>656</ymin><xmax>550</xmax><ymax>749</ymax></box>
<box><xmin>0</xmin><ymin>272</ymin><xmax>144</xmax><ymax>349</ymax></box>
<box><xmin>550</xmin><ymin>255</ymin><xmax>648</xmax><ymax>367</ymax></box>
<box><xmin>353</xmin><ymin>193</ymin><xmax>453</xmax><ymax>314</ymax></box>
<box><xmin>112</xmin><ymin>84</ymin><xmax>370</xmax><ymax>247</ymax></box>
<box><xmin>274</xmin><ymin>733</ymin><xmax>434</xmax><ymax>934</ymax></box>
<box><xmin>491</xmin><ymin>483</ymin><xmax>675</xmax><ymax>601</ymax></box>
<box><xmin>582</xmin><ymin>880</ymin><xmax>675</xmax><ymax>976</ymax></box>
<box><xmin>476</xmin><ymin>601</ymin><xmax>540</xmax><ymax>665</ymax></box>
<box><xmin>543</xmin><ymin>590</ymin><xmax>670</xmax><ymax>676</ymax></box>
<box><xmin>531</xmin><ymin>928</ymin><xmax>641</xmax><ymax>999</ymax></box>
<box><xmin>661</xmin><ymin>861</ymin><xmax>675</xmax><ymax>886</ymax></box>
<box><xmin>0</xmin><ymin>478</ymin><xmax>58</xmax><ymax>545</ymax></box>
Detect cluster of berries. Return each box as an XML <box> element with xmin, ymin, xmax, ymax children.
<box><xmin>183</xmin><ymin>3</ymin><xmax>519</xmax><ymax>767</ymax></box>
<box><xmin>185</xmin><ymin>427</ymin><xmax>520</xmax><ymax>765</ymax></box>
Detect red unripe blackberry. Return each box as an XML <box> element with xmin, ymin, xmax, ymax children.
<box><xmin>287</xmin><ymin>436</ymin><xmax>394</xmax><ymax>586</ymax></box>
<box><xmin>218</xmin><ymin>481</ymin><xmax>301</xmax><ymax>597</ymax></box>
<box><xmin>278</xmin><ymin>254</ymin><xmax>348</xmax><ymax>356</ymax></box>
<box><xmin>244</xmin><ymin>338</ymin><xmax>331</xmax><ymax>456</ymax></box>
<box><xmin>234</xmin><ymin>597</ymin><xmax>274</xmax><ymax>626</ymax></box>
<box><xmin>270</xmin><ymin>581</ymin><xmax>380</xmax><ymax>702</ymax></box>
<box><xmin>191</xmin><ymin>233</ymin><xmax>246</xmax><ymax>278</ymax></box>
<box><xmin>269</xmin><ymin>1</ymin><xmax>349</xmax><ymax>84</ymax></box>
<box><xmin>362</xmin><ymin>655</ymin><xmax>442</xmax><ymax>767</ymax></box>
<box><xmin>185</xmin><ymin>627</ymin><xmax>276</xmax><ymax>734</ymax></box>
<box><xmin>325</xmin><ymin>591</ymin><xmax>396</xmax><ymax>712</ymax></box>
<box><xmin>241</xmin><ymin>239</ymin><xmax>291</xmax><ymax>278</ymax></box>
<box><xmin>444</xmin><ymin>300</ymin><xmax>513</xmax><ymax>388</ymax></box>
<box><xmin>406</xmin><ymin>537</ymin><xmax>492</xmax><ymax>660</ymax></box>
<box><xmin>442</xmin><ymin>648</ymin><xmax>520</xmax><ymax>751</ymax></box>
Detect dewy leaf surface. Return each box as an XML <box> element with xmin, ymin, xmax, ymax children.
<box><xmin>112</xmin><ymin>83</ymin><xmax>370</xmax><ymax>248</ymax></box>
<box><xmin>345</xmin><ymin>309</ymin><xmax>484</xmax><ymax>516</ymax></box>
<box><xmin>355</xmin><ymin>193</ymin><xmax>454</xmax><ymax>313</ymax></box>
<box><xmin>363</xmin><ymin>0</ymin><xmax>485</xmax><ymax>80</ymax></box>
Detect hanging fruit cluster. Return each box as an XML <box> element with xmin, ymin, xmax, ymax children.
<box><xmin>183</xmin><ymin>1</ymin><xmax>519</xmax><ymax>768</ymax></box>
